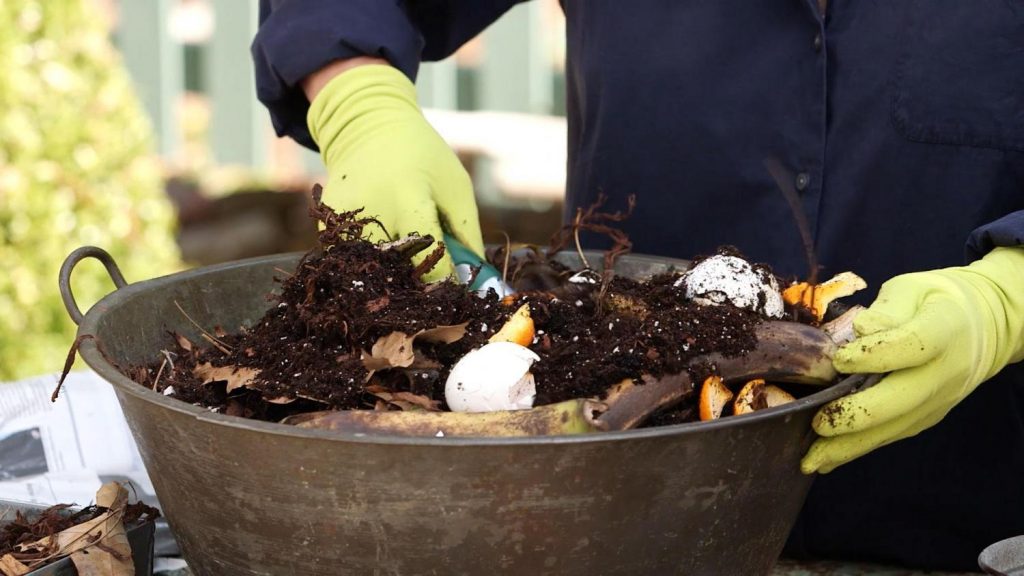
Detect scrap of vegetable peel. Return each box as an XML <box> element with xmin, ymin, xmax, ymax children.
<box><xmin>782</xmin><ymin>271</ymin><xmax>867</xmax><ymax>321</ymax></box>
<box><xmin>733</xmin><ymin>379</ymin><xmax>797</xmax><ymax>415</ymax></box>
<box><xmin>489</xmin><ymin>303</ymin><xmax>535</xmax><ymax>346</ymax></box>
<box><xmin>699</xmin><ymin>375</ymin><xmax>734</xmax><ymax>421</ymax></box>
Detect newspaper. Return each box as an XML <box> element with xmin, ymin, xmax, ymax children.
<box><xmin>0</xmin><ymin>370</ymin><xmax>178</xmax><ymax>556</ymax></box>
<box><xmin>0</xmin><ymin>371</ymin><xmax>155</xmax><ymax>504</ymax></box>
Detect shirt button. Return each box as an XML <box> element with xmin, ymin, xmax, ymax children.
<box><xmin>813</xmin><ymin>33</ymin><xmax>823</xmax><ymax>52</ymax></box>
<box><xmin>795</xmin><ymin>172</ymin><xmax>810</xmax><ymax>191</ymax></box>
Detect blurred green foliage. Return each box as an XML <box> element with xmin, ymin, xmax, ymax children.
<box><xmin>0</xmin><ymin>0</ymin><xmax>179</xmax><ymax>380</ymax></box>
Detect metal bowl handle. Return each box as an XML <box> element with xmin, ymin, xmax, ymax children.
<box><xmin>59</xmin><ymin>246</ymin><xmax>128</xmax><ymax>326</ymax></box>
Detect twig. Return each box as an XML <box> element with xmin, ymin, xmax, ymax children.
<box><xmin>53</xmin><ymin>334</ymin><xmax>95</xmax><ymax>401</ymax></box>
<box><xmin>572</xmin><ymin>210</ymin><xmax>591</xmax><ymax>270</ymax></box>
<box><xmin>174</xmin><ymin>301</ymin><xmax>232</xmax><ymax>353</ymax></box>
<box><xmin>151</xmin><ymin>358</ymin><xmax>167</xmax><ymax>391</ymax></box>
<box><xmin>151</xmin><ymin>350</ymin><xmax>175</xmax><ymax>390</ymax></box>
<box><xmin>500</xmin><ymin>231</ymin><xmax>512</xmax><ymax>283</ymax></box>
<box><xmin>309</xmin><ymin>184</ymin><xmax>389</xmax><ymax>248</ymax></box>
<box><xmin>200</xmin><ymin>334</ymin><xmax>231</xmax><ymax>355</ymax></box>
<box><xmin>412</xmin><ymin>242</ymin><xmax>447</xmax><ymax>279</ymax></box>
<box><xmin>545</xmin><ymin>194</ymin><xmax>636</xmax><ymax>311</ymax></box>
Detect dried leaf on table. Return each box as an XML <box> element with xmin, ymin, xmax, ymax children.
<box><xmin>70</xmin><ymin>546</ymin><xmax>133</xmax><ymax>576</ymax></box>
<box><xmin>9</xmin><ymin>483</ymin><xmax>134</xmax><ymax>576</ymax></box>
<box><xmin>0</xmin><ymin>555</ymin><xmax>30</xmax><ymax>576</ymax></box>
<box><xmin>194</xmin><ymin>362</ymin><xmax>260</xmax><ymax>394</ymax></box>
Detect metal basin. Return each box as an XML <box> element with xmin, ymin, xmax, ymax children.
<box><xmin>60</xmin><ymin>247</ymin><xmax>858</xmax><ymax>576</ymax></box>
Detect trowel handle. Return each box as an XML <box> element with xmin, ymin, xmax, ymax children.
<box><xmin>443</xmin><ymin>233</ymin><xmax>513</xmax><ymax>297</ymax></box>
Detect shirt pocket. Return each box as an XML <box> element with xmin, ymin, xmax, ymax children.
<box><xmin>891</xmin><ymin>0</ymin><xmax>1024</xmax><ymax>152</ymax></box>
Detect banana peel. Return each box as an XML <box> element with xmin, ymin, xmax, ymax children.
<box><xmin>704</xmin><ymin>320</ymin><xmax>839</xmax><ymax>386</ymax></box>
<box><xmin>594</xmin><ymin>320</ymin><xmax>841</xmax><ymax>431</ymax></box>
<box><xmin>282</xmin><ymin>398</ymin><xmax>604</xmax><ymax>437</ymax></box>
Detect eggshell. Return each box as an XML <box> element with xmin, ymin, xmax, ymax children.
<box><xmin>445</xmin><ymin>342</ymin><xmax>540</xmax><ymax>412</ymax></box>
<box><xmin>676</xmin><ymin>255</ymin><xmax>785</xmax><ymax>318</ymax></box>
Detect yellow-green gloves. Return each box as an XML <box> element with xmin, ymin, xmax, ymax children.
<box><xmin>307</xmin><ymin>65</ymin><xmax>485</xmax><ymax>281</ymax></box>
<box><xmin>802</xmin><ymin>246</ymin><xmax>1024</xmax><ymax>474</ymax></box>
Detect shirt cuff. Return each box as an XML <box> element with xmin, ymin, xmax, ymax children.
<box><xmin>965</xmin><ymin>210</ymin><xmax>1024</xmax><ymax>262</ymax></box>
<box><xmin>251</xmin><ymin>0</ymin><xmax>424</xmax><ymax>149</ymax></box>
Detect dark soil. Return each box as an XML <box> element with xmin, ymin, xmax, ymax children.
<box><xmin>123</xmin><ymin>189</ymin><xmax>785</xmax><ymax>427</ymax></box>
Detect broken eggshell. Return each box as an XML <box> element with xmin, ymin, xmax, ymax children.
<box><xmin>675</xmin><ymin>255</ymin><xmax>785</xmax><ymax>318</ymax></box>
<box><xmin>445</xmin><ymin>342</ymin><xmax>540</xmax><ymax>413</ymax></box>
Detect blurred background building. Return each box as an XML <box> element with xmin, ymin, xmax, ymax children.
<box><xmin>0</xmin><ymin>0</ymin><xmax>569</xmax><ymax>379</ymax></box>
<box><xmin>120</xmin><ymin>0</ymin><xmax>569</xmax><ymax>263</ymax></box>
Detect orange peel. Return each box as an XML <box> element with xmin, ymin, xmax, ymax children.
<box><xmin>734</xmin><ymin>379</ymin><xmax>796</xmax><ymax>415</ymax></box>
<box><xmin>489</xmin><ymin>303</ymin><xmax>535</xmax><ymax>346</ymax></box>
<box><xmin>764</xmin><ymin>384</ymin><xmax>796</xmax><ymax>407</ymax></box>
<box><xmin>699</xmin><ymin>375</ymin><xmax>734</xmax><ymax>421</ymax></box>
<box><xmin>782</xmin><ymin>271</ymin><xmax>867</xmax><ymax>321</ymax></box>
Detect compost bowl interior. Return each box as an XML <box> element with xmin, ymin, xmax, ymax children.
<box><xmin>75</xmin><ymin>251</ymin><xmax>858</xmax><ymax>576</ymax></box>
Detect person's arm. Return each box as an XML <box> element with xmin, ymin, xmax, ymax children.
<box><xmin>802</xmin><ymin>210</ymin><xmax>1024</xmax><ymax>473</ymax></box>
<box><xmin>252</xmin><ymin>0</ymin><xmax>524</xmax><ymax>148</ymax></box>
<box><xmin>252</xmin><ymin>1</ymin><xmax>524</xmax><ymax>281</ymax></box>
<box><xmin>302</xmin><ymin>56</ymin><xmax>387</xmax><ymax>102</ymax></box>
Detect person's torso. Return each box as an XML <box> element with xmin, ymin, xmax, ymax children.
<box><xmin>562</xmin><ymin>0</ymin><xmax>1024</xmax><ymax>295</ymax></box>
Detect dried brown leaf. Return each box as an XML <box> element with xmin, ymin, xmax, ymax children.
<box><xmin>0</xmin><ymin>555</ymin><xmax>30</xmax><ymax>576</ymax></box>
<box><xmin>362</xmin><ymin>323</ymin><xmax>467</xmax><ymax>375</ymax></box>
<box><xmin>416</xmin><ymin>323</ymin><xmax>468</xmax><ymax>344</ymax></box>
<box><xmin>194</xmin><ymin>363</ymin><xmax>260</xmax><ymax>394</ymax></box>
<box><xmin>390</xmin><ymin>392</ymin><xmax>442</xmax><ymax>411</ymax></box>
<box><xmin>14</xmin><ymin>484</ymin><xmax>133</xmax><ymax>576</ymax></box>
<box><xmin>366</xmin><ymin>385</ymin><xmax>442</xmax><ymax>412</ymax></box>
<box><xmin>175</xmin><ymin>334</ymin><xmax>193</xmax><ymax>352</ymax></box>
<box><xmin>265</xmin><ymin>395</ymin><xmax>296</xmax><ymax>405</ymax></box>
<box><xmin>70</xmin><ymin>545</ymin><xmax>132</xmax><ymax>576</ymax></box>
<box><xmin>363</xmin><ymin>332</ymin><xmax>416</xmax><ymax>371</ymax></box>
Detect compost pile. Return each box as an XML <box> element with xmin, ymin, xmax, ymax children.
<box><xmin>118</xmin><ymin>188</ymin><xmax>859</xmax><ymax>434</ymax></box>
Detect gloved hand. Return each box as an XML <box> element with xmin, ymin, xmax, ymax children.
<box><xmin>307</xmin><ymin>64</ymin><xmax>485</xmax><ymax>282</ymax></box>
<box><xmin>802</xmin><ymin>246</ymin><xmax>1024</xmax><ymax>474</ymax></box>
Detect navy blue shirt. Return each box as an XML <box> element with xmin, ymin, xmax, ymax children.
<box><xmin>254</xmin><ymin>1</ymin><xmax>1024</xmax><ymax>570</ymax></box>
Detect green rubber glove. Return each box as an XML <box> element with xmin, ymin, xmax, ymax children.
<box><xmin>802</xmin><ymin>246</ymin><xmax>1024</xmax><ymax>474</ymax></box>
<box><xmin>307</xmin><ymin>64</ymin><xmax>485</xmax><ymax>282</ymax></box>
